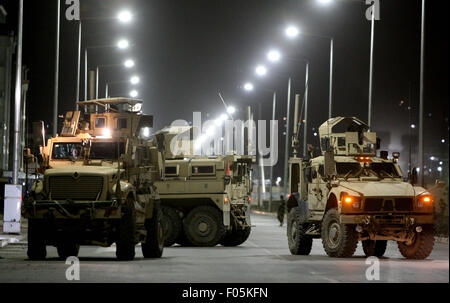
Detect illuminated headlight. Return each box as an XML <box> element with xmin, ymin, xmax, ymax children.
<box><xmin>341</xmin><ymin>193</ymin><xmax>361</xmax><ymax>209</ymax></box>
<box><xmin>417</xmin><ymin>194</ymin><xmax>433</xmax><ymax>208</ymax></box>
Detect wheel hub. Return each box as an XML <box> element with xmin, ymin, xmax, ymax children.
<box><xmin>328</xmin><ymin>222</ymin><xmax>341</xmax><ymax>248</ymax></box>
<box><xmin>197</xmin><ymin>221</ymin><xmax>209</xmax><ymax>234</ymax></box>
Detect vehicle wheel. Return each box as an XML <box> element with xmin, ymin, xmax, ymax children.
<box><xmin>116</xmin><ymin>198</ymin><xmax>136</xmax><ymax>261</ymax></box>
<box><xmin>321</xmin><ymin>208</ymin><xmax>358</xmax><ymax>258</ymax></box>
<box><xmin>221</xmin><ymin>223</ymin><xmax>251</xmax><ymax>247</ymax></box>
<box><xmin>161</xmin><ymin>206</ymin><xmax>182</xmax><ymax>247</ymax></box>
<box><xmin>56</xmin><ymin>241</ymin><xmax>80</xmax><ymax>260</ymax></box>
<box><xmin>142</xmin><ymin>208</ymin><xmax>164</xmax><ymax>258</ymax></box>
<box><xmin>183</xmin><ymin>206</ymin><xmax>225</xmax><ymax>247</ymax></box>
<box><xmin>398</xmin><ymin>225</ymin><xmax>435</xmax><ymax>260</ymax></box>
<box><xmin>27</xmin><ymin>219</ymin><xmax>47</xmax><ymax>260</ymax></box>
<box><xmin>362</xmin><ymin>240</ymin><xmax>387</xmax><ymax>257</ymax></box>
<box><xmin>287</xmin><ymin>207</ymin><xmax>313</xmax><ymax>255</ymax></box>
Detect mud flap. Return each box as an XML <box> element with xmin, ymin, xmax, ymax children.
<box><xmin>223</xmin><ymin>210</ymin><xmax>231</xmax><ymax>227</ymax></box>
<box><xmin>245</xmin><ymin>206</ymin><xmax>252</xmax><ymax>226</ymax></box>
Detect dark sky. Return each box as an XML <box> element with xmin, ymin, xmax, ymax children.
<box><xmin>1</xmin><ymin>0</ymin><xmax>449</xmax><ymax>178</ymax></box>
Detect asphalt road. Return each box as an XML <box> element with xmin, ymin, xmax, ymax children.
<box><xmin>0</xmin><ymin>213</ymin><xmax>448</xmax><ymax>283</ymax></box>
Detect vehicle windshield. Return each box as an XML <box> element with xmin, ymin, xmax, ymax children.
<box><xmin>89</xmin><ymin>142</ymin><xmax>126</xmax><ymax>160</ymax></box>
<box><xmin>52</xmin><ymin>142</ymin><xmax>84</xmax><ymax>160</ymax></box>
<box><xmin>336</xmin><ymin>162</ymin><xmax>400</xmax><ymax>179</ymax></box>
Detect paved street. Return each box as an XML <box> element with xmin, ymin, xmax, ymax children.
<box><xmin>0</xmin><ymin>213</ymin><xmax>448</xmax><ymax>283</ymax></box>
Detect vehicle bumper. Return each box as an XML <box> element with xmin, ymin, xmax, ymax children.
<box><xmin>340</xmin><ymin>213</ymin><xmax>434</xmax><ymax>226</ymax></box>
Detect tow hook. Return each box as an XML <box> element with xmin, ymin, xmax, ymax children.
<box><xmin>355</xmin><ymin>225</ymin><xmax>363</xmax><ymax>233</ymax></box>
<box><xmin>416</xmin><ymin>226</ymin><xmax>423</xmax><ymax>233</ymax></box>
<box><xmin>362</xmin><ymin>216</ymin><xmax>371</xmax><ymax>225</ymax></box>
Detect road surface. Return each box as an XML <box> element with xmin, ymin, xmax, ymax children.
<box><xmin>0</xmin><ymin>213</ymin><xmax>448</xmax><ymax>283</ymax></box>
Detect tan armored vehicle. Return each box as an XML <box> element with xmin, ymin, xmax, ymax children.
<box><xmin>23</xmin><ymin>98</ymin><xmax>165</xmax><ymax>261</ymax></box>
<box><xmin>286</xmin><ymin>116</ymin><xmax>438</xmax><ymax>259</ymax></box>
<box><xmin>154</xmin><ymin>126</ymin><xmax>254</xmax><ymax>247</ymax></box>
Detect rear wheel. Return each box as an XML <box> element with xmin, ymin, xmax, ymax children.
<box><xmin>56</xmin><ymin>241</ymin><xmax>80</xmax><ymax>260</ymax></box>
<box><xmin>321</xmin><ymin>208</ymin><xmax>358</xmax><ymax>258</ymax></box>
<box><xmin>27</xmin><ymin>220</ymin><xmax>47</xmax><ymax>260</ymax></box>
<box><xmin>221</xmin><ymin>221</ymin><xmax>251</xmax><ymax>247</ymax></box>
<box><xmin>398</xmin><ymin>225</ymin><xmax>435</xmax><ymax>260</ymax></box>
<box><xmin>287</xmin><ymin>207</ymin><xmax>313</xmax><ymax>255</ymax></box>
<box><xmin>161</xmin><ymin>206</ymin><xmax>182</xmax><ymax>247</ymax></box>
<box><xmin>116</xmin><ymin>198</ymin><xmax>136</xmax><ymax>261</ymax></box>
<box><xmin>142</xmin><ymin>208</ymin><xmax>164</xmax><ymax>258</ymax></box>
<box><xmin>362</xmin><ymin>240</ymin><xmax>387</xmax><ymax>257</ymax></box>
<box><xmin>183</xmin><ymin>206</ymin><xmax>225</xmax><ymax>247</ymax></box>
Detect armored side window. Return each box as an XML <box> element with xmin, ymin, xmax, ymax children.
<box><xmin>95</xmin><ymin>117</ymin><xmax>106</xmax><ymax>128</ymax></box>
<box><xmin>192</xmin><ymin>165</ymin><xmax>215</xmax><ymax>176</ymax></box>
<box><xmin>165</xmin><ymin>166</ymin><xmax>179</xmax><ymax>176</ymax></box>
<box><xmin>117</xmin><ymin>118</ymin><xmax>128</xmax><ymax>129</ymax></box>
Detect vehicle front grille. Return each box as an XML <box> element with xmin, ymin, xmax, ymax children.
<box><xmin>364</xmin><ymin>198</ymin><xmax>383</xmax><ymax>211</ymax></box>
<box><xmin>363</xmin><ymin>197</ymin><xmax>414</xmax><ymax>212</ymax></box>
<box><xmin>395</xmin><ymin>198</ymin><xmax>413</xmax><ymax>211</ymax></box>
<box><xmin>49</xmin><ymin>176</ymin><xmax>104</xmax><ymax>201</ymax></box>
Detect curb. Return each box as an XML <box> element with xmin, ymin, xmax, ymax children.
<box><xmin>435</xmin><ymin>237</ymin><xmax>449</xmax><ymax>245</ymax></box>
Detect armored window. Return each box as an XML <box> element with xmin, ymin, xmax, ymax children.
<box><xmin>338</xmin><ymin>137</ymin><xmax>346</xmax><ymax>147</ymax></box>
<box><xmin>117</xmin><ymin>118</ymin><xmax>127</xmax><ymax>129</ymax></box>
<box><xmin>95</xmin><ymin>117</ymin><xmax>106</xmax><ymax>128</ymax></box>
<box><xmin>192</xmin><ymin>165</ymin><xmax>215</xmax><ymax>175</ymax></box>
<box><xmin>165</xmin><ymin>166</ymin><xmax>179</xmax><ymax>176</ymax></box>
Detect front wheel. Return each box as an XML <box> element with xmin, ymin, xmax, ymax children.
<box><xmin>56</xmin><ymin>241</ymin><xmax>80</xmax><ymax>260</ymax></box>
<box><xmin>362</xmin><ymin>240</ymin><xmax>387</xmax><ymax>257</ymax></box>
<box><xmin>183</xmin><ymin>206</ymin><xmax>225</xmax><ymax>247</ymax></box>
<box><xmin>161</xmin><ymin>206</ymin><xmax>182</xmax><ymax>247</ymax></box>
<box><xmin>398</xmin><ymin>225</ymin><xmax>435</xmax><ymax>260</ymax></box>
<box><xmin>221</xmin><ymin>224</ymin><xmax>251</xmax><ymax>247</ymax></box>
<box><xmin>287</xmin><ymin>207</ymin><xmax>313</xmax><ymax>255</ymax></box>
<box><xmin>116</xmin><ymin>198</ymin><xmax>136</xmax><ymax>261</ymax></box>
<box><xmin>27</xmin><ymin>219</ymin><xmax>47</xmax><ymax>260</ymax></box>
<box><xmin>142</xmin><ymin>208</ymin><xmax>164</xmax><ymax>258</ymax></box>
<box><xmin>321</xmin><ymin>208</ymin><xmax>358</xmax><ymax>258</ymax></box>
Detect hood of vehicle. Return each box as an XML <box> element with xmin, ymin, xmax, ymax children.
<box><xmin>340</xmin><ymin>181</ymin><xmax>416</xmax><ymax>197</ymax></box>
<box><xmin>45</xmin><ymin>166</ymin><xmax>119</xmax><ymax>177</ymax></box>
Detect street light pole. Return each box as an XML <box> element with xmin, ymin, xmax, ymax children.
<box><xmin>84</xmin><ymin>48</ymin><xmax>88</xmax><ymax>101</ymax></box>
<box><xmin>328</xmin><ymin>38</ymin><xmax>334</xmax><ymax>119</ymax></box>
<box><xmin>76</xmin><ymin>21</ymin><xmax>81</xmax><ymax>110</ymax></box>
<box><xmin>282</xmin><ymin>78</ymin><xmax>292</xmax><ymax>197</ymax></box>
<box><xmin>53</xmin><ymin>0</ymin><xmax>61</xmax><ymax>137</ymax></box>
<box><xmin>368</xmin><ymin>4</ymin><xmax>375</xmax><ymax>129</ymax></box>
<box><xmin>269</xmin><ymin>91</ymin><xmax>276</xmax><ymax>212</ymax></box>
<box><xmin>303</xmin><ymin>62</ymin><xmax>310</xmax><ymax>157</ymax></box>
<box><xmin>419</xmin><ymin>0</ymin><xmax>426</xmax><ymax>186</ymax></box>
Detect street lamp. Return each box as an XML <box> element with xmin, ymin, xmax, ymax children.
<box><xmin>267</xmin><ymin>50</ymin><xmax>281</xmax><ymax>62</ymax></box>
<box><xmin>227</xmin><ymin>106</ymin><xmax>236</xmax><ymax>115</ymax></box>
<box><xmin>117</xmin><ymin>10</ymin><xmax>133</xmax><ymax>23</ymax></box>
<box><xmin>130</xmin><ymin>75</ymin><xmax>140</xmax><ymax>85</ymax></box>
<box><xmin>244</xmin><ymin>82</ymin><xmax>254</xmax><ymax>92</ymax></box>
<box><xmin>317</xmin><ymin>0</ymin><xmax>334</xmax><ymax>5</ymax></box>
<box><xmin>285</xmin><ymin>25</ymin><xmax>300</xmax><ymax>38</ymax></box>
<box><xmin>124</xmin><ymin>59</ymin><xmax>135</xmax><ymax>68</ymax></box>
<box><xmin>130</xmin><ymin>90</ymin><xmax>139</xmax><ymax>98</ymax></box>
<box><xmin>117</xmin><ymin>39</ymin><xmax>130</xmax><ymax>49</ymax></box>
<box><xmin>255</xmin><ymin>65</ymin><xmax>268</xmax><ymax>76</ymax></box>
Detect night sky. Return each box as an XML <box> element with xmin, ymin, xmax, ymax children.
<box><xmin>1</xmin><ymin>0</ymin><xmax>449</xmax><ymax>179</ymax></box>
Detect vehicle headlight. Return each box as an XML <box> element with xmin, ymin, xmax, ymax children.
<box><xmin>341</xmin><ymin>192</ymin><xmax>361</xmax><ymax>210</ymax></box>
<box><xmin>417</xmin><ymin>194</ymin><xmax>433</xmax><ymax>208</ymax></box>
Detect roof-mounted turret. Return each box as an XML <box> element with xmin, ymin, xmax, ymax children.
<box><xmin>318</xmin><ymin>117</ymin><xmax>378</xmax><ymax>156</ymax></box>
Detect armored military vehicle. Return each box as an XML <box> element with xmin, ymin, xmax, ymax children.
<box><xmin>286</xmin><ymin>115</ymin><xmax>437</xmax><ymax>259</ymax></box>
<box><xmin>154</xmin><ymin>126</ymin><xmax>254</xmax><ymax>247</ymax></box>
<box><xmin>23</xmin><ymin>98</ymin><xmax>165</xmax><ymax>261</ymax></box>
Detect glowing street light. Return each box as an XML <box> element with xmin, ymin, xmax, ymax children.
<box><xmin>124</xmin><ymin>59</ymin><xmax>135</xmax><ymax>68</ymax></box>
<box><xmin>227</xmin><ymin>106</ymin><xmax>236</xmax><ymax>115</ymax></box>
<box><xmin>255</xmin><ymin>65</ymin><xmax>267</xmax><ymax>76</ymax></box>
<box><xmin>130</xmin><ymin>76</ymin><xmax>140</xmax><ymax>85</ymax></box>
<box><xmin>244</xmin><ymin>82</ymin><xmax>254</xmax><ymax>91</ymax></box>
<box><xmin>117</xmin><ymin>39</ymin><xmax>130</xmax><ymax>49</ymax></box>
<box><xmin>317</xmin><ymin>0</ymin><xmax>334</xmax><ymax>5</ymax></box>
<box><xmin>130</xmin><ymin>90</ymin><xmax>139</xmax><ymax>98</ymax></box>
<box><xmin>285</xmin><ymin>25</ymin><xmax>300</xmax><ymax>38</ymax></box>
<box><xmin>117</xmin><ymin>10</ymin><xmax>133</xmax><ymax>23</ymax></box>
<box><xmin>267</xmin><ymin>50</ymin><xmax>281</xmax><ymax>62</ymax></box>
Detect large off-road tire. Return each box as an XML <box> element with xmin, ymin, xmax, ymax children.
<box><xmin>142</xmin><ymin>208</ymin><xmax>164</xmax><ymax>258</ymax></box>
<box><xmin>161</xmin><ymin>206</ymin><xmax>182</xmax><ymax>247</ymax></box>
<box><xmin>362</xmin><ymin>240</ymin><xmax>387</xmax><ymax>257</ymax></box>
<box><xmin>56</xmin><ymin>241</ymin><xmax>80</xmax><ymax>260</ymax></box>
<box><xmin>398</xmin><ymin>225</ymin><xmax>435</xmax><ymax>260</ymax></box>
<box><xmin>27</xmin><ymin>219</ymin><xmax>47</xmax><ymax>260</ymax></box>
<box><xmin>321</xmin><ymin>208</ymin><xmax>358</xmax><ymax>258</ymax></box>
<box><xmin>221</xmin><ymin>223</ymin><xmax>251</xmax><ymax>247</ymax></box>
<box><xmin>287</xmin><ymin>207</ymin><xmax>313</xmax><ymax>255</ymax></box>
<box><xmin>183</xmin><ymin>206</ymin><xmax>225</xmax><ymax>247</ymax></box>
<box><xmin>116</xmin><ymin>198</ymin><xmax>136</xmax><ymax>261</ymax></box>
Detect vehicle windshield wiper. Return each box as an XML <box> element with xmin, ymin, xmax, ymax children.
<box><xmin>378</xmin><ymin>170</ymin><xmax>396</xmax><ymax>180</ymax></box>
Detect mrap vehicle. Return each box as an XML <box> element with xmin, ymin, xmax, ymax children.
<box><xmin>23</xmin><ymin>98</ymin><xmax>165</xmax><ymax>261</ymax></box>
<box><xmin>286</xmin><ymin>116</ymin><xmax>438</xmax><ymax>259</ymax></box>
<box><xmin>154</xmin><ymin>126</ymin><xmax>255</xmax><ymax>247</ymax></box>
